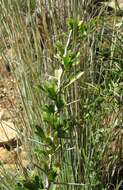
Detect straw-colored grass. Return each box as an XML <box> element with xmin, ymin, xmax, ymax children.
<box><xmin>0</xmin><ymin>1</ymin><xmax>123</xmax><ymax>189</ymax></box>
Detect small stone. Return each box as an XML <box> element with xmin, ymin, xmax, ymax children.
<box><xmin>0</xmin><ymin>109</ymin><xmax>11</xmax><ymax>121</ymax></box>
<box><xmin>106</xmin><ymin>0</ymin><xmax>123</xmax><ymax>10</ymax></box>
<box><xmin>0</xmin><ymin>147</ymin><xmax>13</xmax><ymax>164</ymax></box>
<box><xmin>0</xmin><ymin>121</ymin><xmax>17</xmax><ymax>144</ymax></box>
<box><xmin>0</xmin><ymin>110</ymin><xmax>4</xmax><ymax>120</ymax></box>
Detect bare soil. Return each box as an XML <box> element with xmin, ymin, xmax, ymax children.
<box><xmin>0</xmin><ymin>58</ymin><xmax>28</xmax><ymax>171</ymax></box>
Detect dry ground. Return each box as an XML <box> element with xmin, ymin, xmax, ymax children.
<box><xmin>0</xmin><ymin>57</ymin><xmax>28</xmax><ymax>172</ymax></box>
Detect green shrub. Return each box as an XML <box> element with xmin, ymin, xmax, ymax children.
<box><xmin>0</xmin><ymin>1</ymin><xmax>123</xmax><ymax>190</ymax></box>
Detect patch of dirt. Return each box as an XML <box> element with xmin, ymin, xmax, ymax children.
<box><xmin>0</xmin><ymin>56</ymin><xmax>29</xmax><ymax>172</ymax></box>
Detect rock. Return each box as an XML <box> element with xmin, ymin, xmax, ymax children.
<box><xmin>0</xmin><ymin>147</ymin><xmax>29</xmax><ymax>173</ymax></box>
<box><xmin>0</xmin><ymin>110</ymin><xmax>4</xmax><ymax>120</ymax></box>
<box><xmin>0</xmin><ymin>121</ymin><xmax>17</xmax><ymax>148</ymax></box>
<box><xmin>105</xmin><ymin>0</ymin><xmax>123</xmax><ymax>10</ymax></box>
<box><xmin>0</xmin><ymin>109</ymin><xmax>11</xmax><ymax>121</ymax></box>
<box><xmin>0</xmin><ymin>147</ymin><xmax>13</xmax><ymax>164</ymax></box>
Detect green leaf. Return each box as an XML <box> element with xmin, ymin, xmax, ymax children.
<box><xmin>35</xmin><ymin>125</ymin><xmax>46</xmax><ymax>140</ymax></box>
<box><xmin>45</xmin><ymin>82</ymin><xmax>57</xmax><ymax>100</ymax></box>
<box><xmin>39</xmin><ymin>82</ymin><xmax>57</xmax><ymax>100</ymax></box>
<box><xmin>42</xmin><ymin>104</ymin><xmax>55</xmax><ymax>114</ymax></box>
<box><xmin>65</xmin><ymin>71</ymin><xmax>84</xmax><ymax>88</ymax></box>
<box><xmin>56</xmin><ymin>97</ymin><xmax>65</xmax><ymax>110</ymax></box>
<box><xmin>48</xmin><ymin>170</ymin><xmax>57</xmax><ymax>181</ymax></box>
<box><xmin>18</xmin><ymin>176</ymin><xmax>44</xmax><ymax>190</ymax></box>
<box><xmin>63</xmin><ymin>55</ymin><xmax>72</xmax><ymax>70</ymax></box>
<box><xmin>48</xmin><ymin>163</ymin><xmax>61</xmax><ymax>181</ymax></box>
<box><xmin>54</xmin><ymin>41</ymin><xmax>64</xmax><ymax>57</ymax></box>
<box><xmin>79</xmin><ymin>22</ymin><xmax>87</xmax><ymax>36</ymax></box>
<box><xmin>67</xmin><ymin>18</ymin><xmax>79</xmax><ymax>30</ymax></box>
<box><xmin>15</xmin><ymin>184</ymin><xmax>26</xmax><ymax>190</ymax></box>
<box><xmin>42</xmin><ymin>112</ymin><xmax>58</xmax><ymax>128</ymax></box>
<box><xmin>45</xmin><ymin>137</ymin><xmax>56</xmax><ymax>149</ymax></box>
<box><xmin>34</xmin><ymin>148</ymin><xmax>49</xmax><ymax>158</ymax></box>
